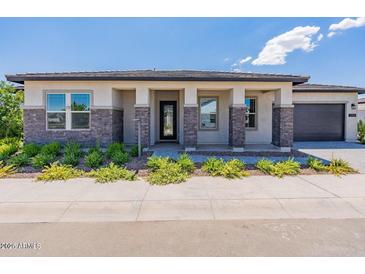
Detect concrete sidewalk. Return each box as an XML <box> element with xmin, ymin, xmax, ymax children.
<box><xmin>1</xmin><ymin>174</ymin><xmax>365</xmax><ymax>223</ymax></box>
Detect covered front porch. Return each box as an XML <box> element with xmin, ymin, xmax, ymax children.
<box><xmin>111</xmin><ymin>81</ymin><xmax>294</xmax><ymax>152</ymax></box>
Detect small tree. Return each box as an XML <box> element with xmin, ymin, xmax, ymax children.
<box><xmin>0</xmin><ymin>81</ymin><xmax>24</xmax><ymax>138</ymax></box>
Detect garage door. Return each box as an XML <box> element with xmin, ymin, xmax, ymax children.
<box><xmin>294</xmin><ymin>104</ymin><xmax>345</xmax><ymax>141</ymax></box>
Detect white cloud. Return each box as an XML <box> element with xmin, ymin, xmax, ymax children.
<box><xmin>317</xmin><ymin>33</ymin><xmax>324</xmax><ymax>41</ymax></box>
<box><xmin>231</xmin><ymin>56</ymin><xmax>252</xmax><ymax>72</ymax></box>
<box><xmin>329</xmin><ymin>17</ymin><xmax>365</xmax><ymax>31</ymax></box>
<box><xmin>239</xmin><ymin>56</ymin><xmax>252</xmax><ymax>64</ymax></box>
<box><xmin>251</xmin><ymin>26</ymin><xmax>320</xmax><ymax>66</ymax></box>
<box><xmin>327</xmin><ymin>17</ymin><xmax>365</xmax><ymax>37</ymax></box>
<box><xmin>223</xmin><ymin>57</ymin><xmax>230</xmax><ymax>62</ymax></box>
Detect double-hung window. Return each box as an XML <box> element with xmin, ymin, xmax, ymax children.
<box><xmin>71</xmin><ymin>94</ymin><xmax>91</xmax><ymax>129</ymax></box>
<box><xmin>47</xmin><ymin>93</ymin><xmax>90</xmax><ymax>130</ymax></box>
<box><xmin>47</xmin><ymin>94</ymin><xmax>66</xmax><ymax>129</ymax></box>
<box><xmin>245</xmin><ymin>98</ymin><xmax>257</xmax><ymax>129</ymax></box>
<box><xmin>199</xmin><ymin>97</ymin><xmax>218</xmax><ymax>130</ymax></box>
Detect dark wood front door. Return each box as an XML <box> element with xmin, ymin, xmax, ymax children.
<box><xmin>160</xmin><ymin>101</ymin><xmax>177</xmax><ymax>140</ymax></box>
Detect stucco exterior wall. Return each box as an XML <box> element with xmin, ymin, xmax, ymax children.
<box><xmin>293</xmin><ymin>92</ymin><xmax>358</xmax><ymax>142</ymax></box>
<box><xmin>358</xmin><ymin>104</ymin><xmax>365</xmax><ymax>122</ymax></box>
<box><xmin>120</xmin><ymin>90</ymin><xmax>136</xmax><ymax>144</ymax></box>
<box><xmin>197</xmin><ymin>90</ymin><xmax>230</xmax><ymax>144</ymax></box>
<box><xmin>24</xmin><ymin>81</ymin><xmax>113</xmax><ymax>107</ymax></box>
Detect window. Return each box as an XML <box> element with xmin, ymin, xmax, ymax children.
<box><xmin>245</xmin><ymin>98</ymin><xmax>257</xmax><ymax>129</ymax></box>
<box><xmin>46</xmin><ymin>93</ymin><xmax>91</xmax><ymax>130</ymax></box>
<box><xmin>71</xmin><ymin>94</ymin><xmax>90</xmax><ymax>129</ymax></box>
<box><xmin>199</xmin><ymin>97</ymin><xmax>218</xmax><ymax>130</ymax></box>
<box><xmin>47</xmin><ymin>94</ymin><xmax>66</xmax><ymax>129</ymax></box>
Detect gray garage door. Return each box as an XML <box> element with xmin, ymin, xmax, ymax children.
<box><xmin>294</xmin><ymin>104</ymin><xmax>345</xmax><ymax>141</ymax></box>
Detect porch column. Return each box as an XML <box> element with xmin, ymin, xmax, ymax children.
<box><xmin>229</xmin><ymin>87</ymin><xmax>246</xmax><ymax>151</ymax></box>
<box><xmin>135</xmin><ymin>86</ymin><xmax>150</xmax><ymax>148</ymax></box>
<box><xmin>183</xmin><ymin>87</ymin><xmax>198</xmax><ymax>151</ymax></box>
<box><xmin>272</xmin><ymin>84</ymin><xmax>294</xmax><ymax>152</ymax></box>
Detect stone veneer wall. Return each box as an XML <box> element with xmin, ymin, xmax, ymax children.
<box><xmin>112</xmin><ymin>109</ymin><xmax>123</xmax><ymax>143</ymax></box>
<box><xmin>272</xmin><ymin>106</ymin><xmax>294</xmax><ymax>147</ymax></box>
<box><xmin>229</xmin><ymin>106</ymin><xmax>246</xmax><ymax>147</ymax></box>
<box><xmin>134</xmin><ymin>107</ymin><xmax>150</xmax><ymax>147</ymax></box>
<box><xmin>23</xmin><ymin>108</ymin><xmax>122</xmax><ymax>147</ymax></box>
<box><xmin>183</xmin><ymin>106</ymin><xmax>198</xmax><ymax>147</ymax></box>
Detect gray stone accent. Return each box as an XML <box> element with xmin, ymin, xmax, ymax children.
<box><xmin>112</xmin><ymin>109</ymin><xmax>123</xmax><ymax>142</ymax></box>
<box><xmin>229</xmin><ymin>106</ymin><xmax>246</xmax><ymax>147</ymax></box>
<box><xmin>134</xmin><ymin>107</ymin><xmax>150</xmax><ymax>147</ymax></box>
<box><xmin>272</xmin><ymin>106</ymin><xmax>294</xmax><ymax>147</ymax></box>
<box><xmin>23</xmin><ymin>108</ymin><xmax>123</xmax><ymax>147</ymax></box>
<box><xmin>183</xmin><ymin>106</ymin><xmax>198</xmax><ymax>147</ymax></box>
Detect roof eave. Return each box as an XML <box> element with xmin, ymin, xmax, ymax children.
<box><xmin>5</xmin><ymin>75</ymin><xmax>309</xmax><ymax>85</ymax></box>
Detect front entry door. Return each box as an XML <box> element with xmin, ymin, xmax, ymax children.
<box><xmin>160</xmin><ymin>101</ymin><xmax>177</xmax><ymax>140</ymax></box>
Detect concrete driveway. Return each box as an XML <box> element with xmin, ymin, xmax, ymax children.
<box><xmin>1</xmin><ymin>174</ymin><xmax>365</xmax><ymax>223</ymax></box>
<box><xmin>294</xmin><ymin>141</ymin><xmax>365</xmax><ymax>173</ymax></box>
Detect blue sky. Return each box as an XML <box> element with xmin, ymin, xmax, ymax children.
<box><xmin>1</xmin><ymin>17</ymin><xmax>365</xmax><ymax>88</ymax></box>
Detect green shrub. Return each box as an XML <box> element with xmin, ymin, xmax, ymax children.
<box><xmin>307</xmin><ymin>156</ymin><xmax>327</xmax><ymax>172</ymax></box>
<box><xmin>89</xmin><ymin>163</ymin><xmax>136</xmax><ymax>183</ymax></box>
<box><xmin>106</xmin><ymin>142</ymin><xmax>125</xmax><ymax>158</ymax></box>
<box><xmin>201</xmin><ymin>157</ymin><xmax>225</xmax><ymax>176</ymax></box>
<box><xmin>358</xmin><ymin>120</ymin><xmax>365</xmax><ymax>144</ymax></box>
<box><xmin>23</xmin><ymin>143</ymin><xmax>41</xmax><ymax>157</ymax></box>
<box><xmin>64</xmin><ymin>142</ymin><xmax>81</xmax><ymax>156</ymax></box>
<box><xmin>0</xmin><ymin>137</ymin><xmax>21</xmax><ymax>146</ymax></box>
<box><xmin>146</xmin><ymin>156</ymin><xmax>171</xmax><ymax>171</ymax></box>
<box><xmin>202</xmin><ymin>157</ymin><xmax>248</xmax><ymax>178</ymax></box>
<box><xmin>271</xmin><ymin>158</ymin><xmax>301</xmax><ymax>178</ymax></box>
<box><xmin>37</xmin><ymin>162</ymin><xmax>83</xmax><ymax>181</ymax></box>
<box><xmin>63</xmin><ymin>142</ymin><xmax>82</xmax><ymax>166</ymax></box>
<box><xmin>63</xmin><ymin>152</ymin><xmax>80</xmax><ymax>166</ymax></box>
<box><xmin>148</xmin><ymin>161</ymin><xmax>188</xmax><ymax>185</ymax></box>
<box><xmin>256</xmin><ymin>158</ymin><xmax>300</xmax><ymax>178</ymax></box>
<box><xmin>220</xmin><ymin>159</ymin><xmax>248</xmax><ymax>179</ymax></box>
<box><xmin>256</xmin><ymin>158</ymin><xmax>275</xmax><ymax>174</ymax></box>
<box><xmin>7</xmin><ymin>153</ymin><xmax>30</xmax><ymax>167</ymax></box>
<box><xmin>31</xmin><ymin>153</ymin><xmax>56</xmax><ymax>168</ymax></box>
<box><xmin>85</xmin><ymin>150</ymin><xmax>104</xmax><ymax>168</ymax></box>
<box><xmin>327</xmin><ymin>158</ymin><xmax>356</xmax><ymax>176</ymax></box>
<box><xmin>110</xmin><ymin>150</ymin><xmax>129</xmax><ymax>165</ymax></box>
<box><xmin>0</xmin><ymin>161</ymin><xmax>16</xmax><ymax>178</ymax></box>
<box><xmin>177</xmin><ymin>153</ymin><xmax>195</xmax><ymax>173</ymax></box>
<box><xmin>0</xmin><ymin>143</ymin><xmax>19</xmax><ymax>160</ymax></box>
<box><xmin>40</xmin><ymin>142</ymin><xmax>61</xmax><ymax>156</ymax></box>
<box><xmin>130</xmin><ymin>145</ymin><xmax>139</xmax><ymax>157</ymax></box>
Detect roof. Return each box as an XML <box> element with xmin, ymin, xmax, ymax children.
<box><xmin>293</xmin><ymin>83</ymin><xmax>365</xmax><ymax>94</ymax></box>
<box><xmin>5</xmin><ymin>70</ymin><xmax>309</xmax><ymax>85</ymax></box>
<box><xmin>358</xmin><ymin>98</ymin><xmax>365</xmax><ymax>104</ymax></box>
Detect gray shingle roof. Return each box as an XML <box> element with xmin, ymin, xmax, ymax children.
<box><xmin>293</xmin><ymin>83</ymin><xmax>365</xmax><ymax>94</ymax></box>
<box><xmin>5</xmin><ymin>69</ymin><xmax>309</xmax><ymax>84</ymax></box>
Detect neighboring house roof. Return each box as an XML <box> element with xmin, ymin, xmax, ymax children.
<box><xmin>5</xmin><ymin>70</ymin><xmax>309</xmax><ymax>85</ymax></box>
<box><xmin>293</xmin><ymin>83</ymin><xmax>365</xmax><ymax>94</ymax></box>
<box><xmin>358</xmin><ymin>98</ymin><xmax>365</xmax><ymax>104</ymax></box>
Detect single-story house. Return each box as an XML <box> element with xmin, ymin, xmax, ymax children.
<box><xmin>5</xmin><ymin>70</ymin><xmax>365</xmax><ymax>151</ymax></box>
<box><xmin>358</xmin><ymin>98</ymin><xmax>365</xmax><ymax>122</ymax></box>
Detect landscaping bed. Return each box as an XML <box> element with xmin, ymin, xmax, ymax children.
<box><xmin>0</xmin><ymin>138</ymin><xmax>358</xmax><ymax>183</ymax></box>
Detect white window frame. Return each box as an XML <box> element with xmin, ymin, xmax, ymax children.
<box><xmin>46</xmin><ymin>92</ymin><xmax>91</xmax><ymax>131</ymax></box>
<box><xmin>245</xmin><ymin>97</ymin><xmax>257</xmax><ymax>130</ymax></box>
<box><xmin>46</xmin><ymin>93</ymin><xmax>66</xmax><ymax>130</ymax></box>
<box><xmin>198</xmin><ymin>96</ymin><xmax>219</xmax><ymax>130</ymax></box>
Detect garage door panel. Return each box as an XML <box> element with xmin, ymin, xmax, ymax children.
<box><xmin>294</xmin><ymin>104</ymin><xmax>344</xmax><ymax>141</ymax></box>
